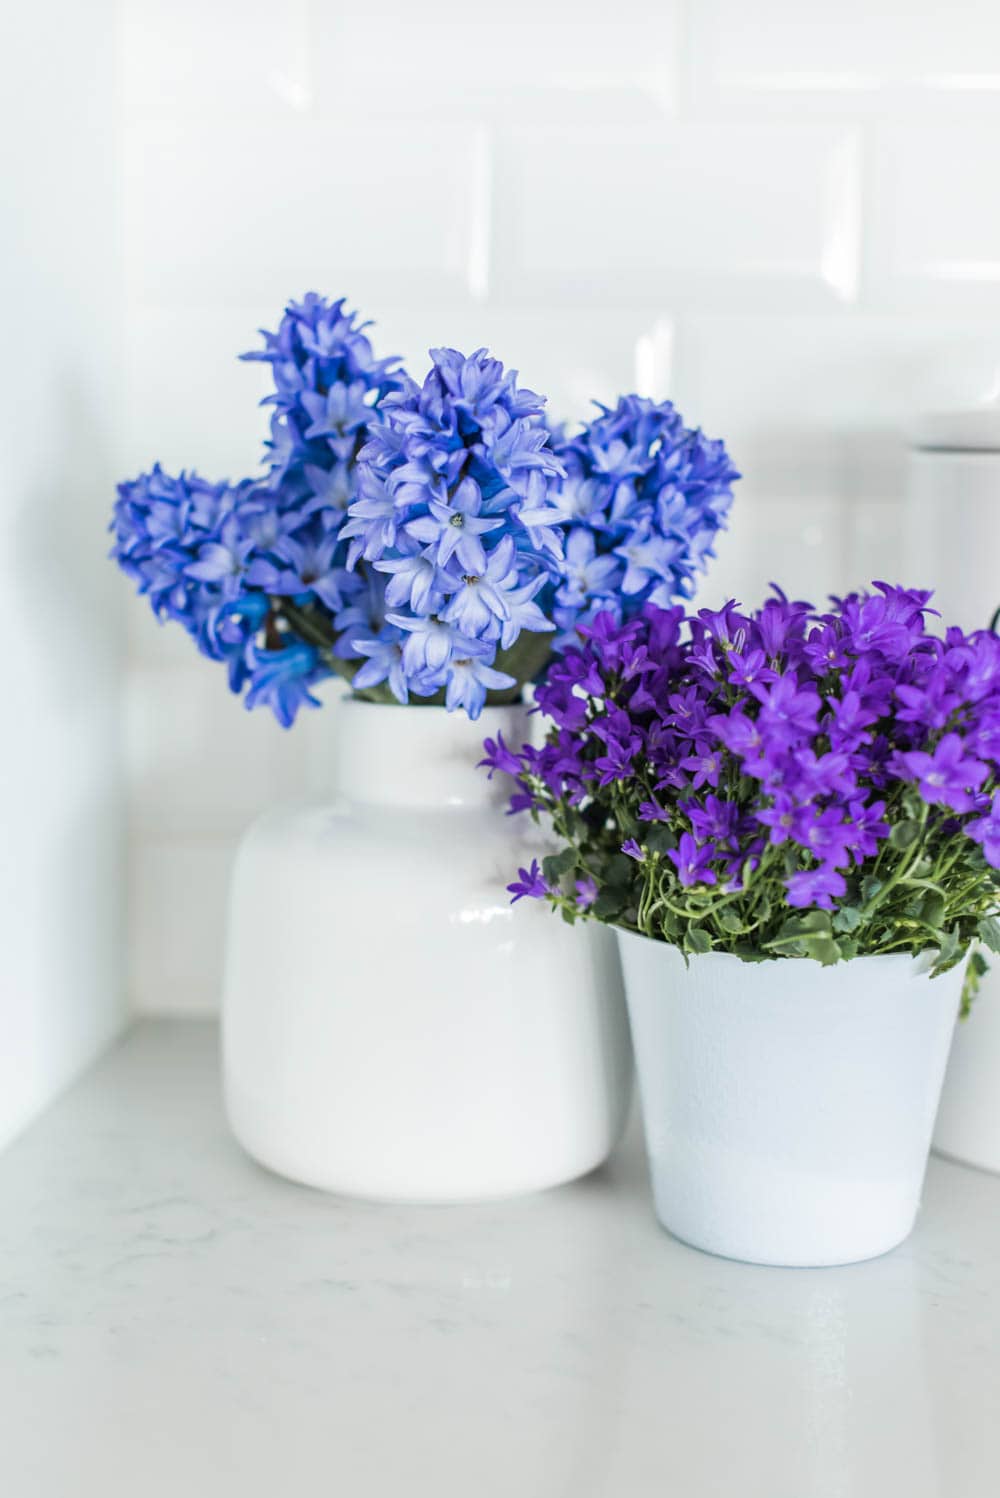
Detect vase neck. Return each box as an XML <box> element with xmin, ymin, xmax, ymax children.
<box><xmin>335</xmin><ymin>698</ymin><xmax>529</xmax><ymax>810</ymax></box>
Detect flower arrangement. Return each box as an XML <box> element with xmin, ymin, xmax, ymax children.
<box><xmin>111</xmin><ymin>293</ymin><xmax>738</xmax><ymax>722</ymax></box>
<box><xmin>483</xmin><ymin>585</ymin><xmax>1000</xmax><ymax>1001</ymax></box>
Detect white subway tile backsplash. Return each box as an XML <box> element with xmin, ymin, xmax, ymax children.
<box><xmin>492</xmin><ymin>125</ymin><xmax>862</xmax><ymax>308</ymax></box>
<box><xmin>122</xmin><ymin>305</ymin><xmax>275</xmax><ymax>480</ymax></box>
<box><xmin>124</xmin><ymin>664</ymin><xmax>310</xmax><ymax>835</ymax></box>
<box><xmin>670</xmin><ymin>313</ymin><xmax>1000</xmax><ymax>604</ymax></box>
<box><xmin>690</xmin><ymin>0</ymin><xmax>1000</xmax><ymax>107</ymax></box>
<box><xmin>376</xmin><ymin>305</ymin><xmax>671</xmax><ymax>425</ymax></box>
<box><xmin>125</xmin><ymin>119</ymin><xmax>485</xmax><ymax>307</ymax></box>
<box><xmin>870</xmin><ymin>123</ymin><xmax>1000</xmax><ymax>307</ymax></box>
<box><xmin>121</xmin><ymin>0</ymin><xmax>312</xmax><ymax>118</ymax></box>
<box><xmin>694</xmin><ymin>494</ymin><xmax>853</xmax><ymax>616</ymax></box>
<box><xmin>669</xmin><ymin>313</ymin><xmax>1000</xmax><ymax>462</ymax></box>
<box><xmin>309</xmin><ymin>0</ymin><xmax>679</xmax><ymax>121</ymax></box>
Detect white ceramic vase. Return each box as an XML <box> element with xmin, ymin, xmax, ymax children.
<box><xmin>617</xmin><ymin>932</ymin><xmax>964</xmax><ymax>1267</ymax></box>
<box><xmin>222</xmin><ymin>698</ymin><xmax>632</xmax><ymax>1202</ymax></box>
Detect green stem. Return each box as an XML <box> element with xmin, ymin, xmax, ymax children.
<box><xmin>862</xmin><ymin>802</ymin><xmax>930</xmax><ymax>920</ymax></box>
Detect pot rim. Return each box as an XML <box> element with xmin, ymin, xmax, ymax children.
<box><xmin>614</xmin><ymin>924</ymin><xmax>953</xmax><ymax>976</ymax></box>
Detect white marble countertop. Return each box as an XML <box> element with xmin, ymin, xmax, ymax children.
<box><xmin>1</xmin><ymin>1022</ymin><xmax>998</xmax><ymax>1497</ymax></box>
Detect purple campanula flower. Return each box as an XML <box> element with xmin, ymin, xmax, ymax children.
<box><xmin>785</xmin><ymin>866</ymin><xmax>847</xmax><ymax>910</ymax></box>
<box><xmin>687</xmin><ymin>795</ymin><xmax>740</xmax><ymax>847</ymax></box>
<box><xmin>667</xmin><ymin>832</ymin><xmax>718</xmax><ymax>888</ymax></box>
<box><xmin>792</xmin><ymin>807</ymin><xmax>857</xmax><ymax>869</ymax></box>
<box><xmin>847</xmin><ymin>799</ymin><xmax>890</xmax><ymax>863</ymax></box>
<box><xmin>895</xmin><ymin>675</ymin><xmax>962</xmax><ymax>731</ymax></box>
<box><xmin>750</xmin><ymin>673</ymin><xmax>821</xmax><ymax>740</ymax></box>
<box><xmin>680</xmin><ymin>747</ymin><xmax>723</xmax><ymax>790</ymax></box>
<box><xmin>898</xmin><ymin>733</ymin><xmax>988</xmax><ymax>813</ymax></box>
<box><xmin>967</xmin><ymin>795</ymin><xmax>1000</xmax><ymax>868</ymax></box>
<box><xmin>508</xmin><ymin>860</ymin><xmax>548</xmax><ymax>902</ymax></box>
<box><xmin>479</xmin><ymin>732</ymin><xmax>524</xmax><ymax>779</ymax></box>
<box><xmin>727</xmin><ymin>648</ymin><xmax>778</xmax><ymax>690</ymax></box>
<box><xmin>756</xmin><ymin>792</ymin><xmax>798</xmax><ymax>846</ymax></box>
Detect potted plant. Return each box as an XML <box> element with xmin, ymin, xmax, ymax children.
<box><xmin>483</xmin><ymin>587</ymin><xmax>1000</xmax><ymax>1261</ymax></box>
<box><xmin>110</xmin><ymin>292</ymin><xmax>739</xmax><ymax>1202</ymax></box>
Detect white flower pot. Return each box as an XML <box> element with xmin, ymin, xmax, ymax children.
<box><xmin>933</xmin><ymin>964</ymin><xmax>1000</xmax><ymax>1174</ymax></box>
<box><xmin>617</xmin><ymin>932</ymin><xmax>964</xmax><ymax>1267</ymax></box>
<box><xmin>222</xmin><ymin>698</ymin><xmax>632</xmax><ymax>1202</ymax></box>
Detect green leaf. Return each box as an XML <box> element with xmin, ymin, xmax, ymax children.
<box><xmin>644</xmin><ymin>824</ymin><xmax>677</xmax><ymax>856</ymax></box>
<box><xmin>803</xmin><ymin>935</ymin><xmax>841</xmax><ymax>966</ymax></box>
<box><xmin>764</xmin><ymin>911</ymin><xmax>834</xmax><ymax>957</ymax></box>
<box><xmin>657</xmin><ymin>908</ymin><xmax>682</xmax><ymax>940</ymax></box>
<box><xmin>889</xmin><ymin>820</ymin><xmax>922</xmax><ymax>851</ymax></box>
<box><xmin>919</xmin><ymin>889</ymin><xmax>946</xmax><ymax>930</ymax></box>
<box><xmin>716</xmin><ymin>908</ymin><xmax>744</xmax><ymax>935</ymax></box>
<box><xmin>542</xmin><ymin>848</ymin><xmax>576</xmax><ymax>885</ymax></box>
<box><xmin>592</xmin><ymin>889</ymin><xmax>625</xmax><ymax>921</ymax></box>
<box><xmin>934</xmin><ymin>925</ymin><xmax>965</xmax><ymax>974</ymax></box>
<box><xmin>861</xmin><ymin>876</ymin><xmax>884</xmax><ymax>904</ymax></box>
<box><xmin>832</xmin><ymin>905</ymin><xmax>862</xmax><ymax>934</ymax></box>
<box><xmin>961</xmin><ymin>949</ymin><xmax>989</xmax><ymax>1018</ymax></box>
<box><xmin>979</xmin><ymin>915</ymin><xmax>1000</xmax><ymax>955</ymax></box>
<box><xmin>786</xmin><ymin>911</ymin><xmax>833</xmax><ymax>937</ymax></box>
<box><xmin>731</xmin><ymin>944</ymin><xmax>769</xmax><ymax>964</ymax></box>
<box><xmin>603</xmin><ymin>854</ymin><xmax>635</xmax><ymax>888</ymax></box>
<box><xmin>684</xmin><ymin>927</ymin><xmax>712</xmax><ymax>955</ymax></box>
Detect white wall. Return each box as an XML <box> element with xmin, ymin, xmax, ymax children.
<box><xmin>119</xmin><ymin>0</ymin><xmax>1000</xmax><ymax>1014</ymax></box>
<box><xmin>0</xmin><ymin>4</ymin><xmax>126</xmax><ymax>1145</ymax></box>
